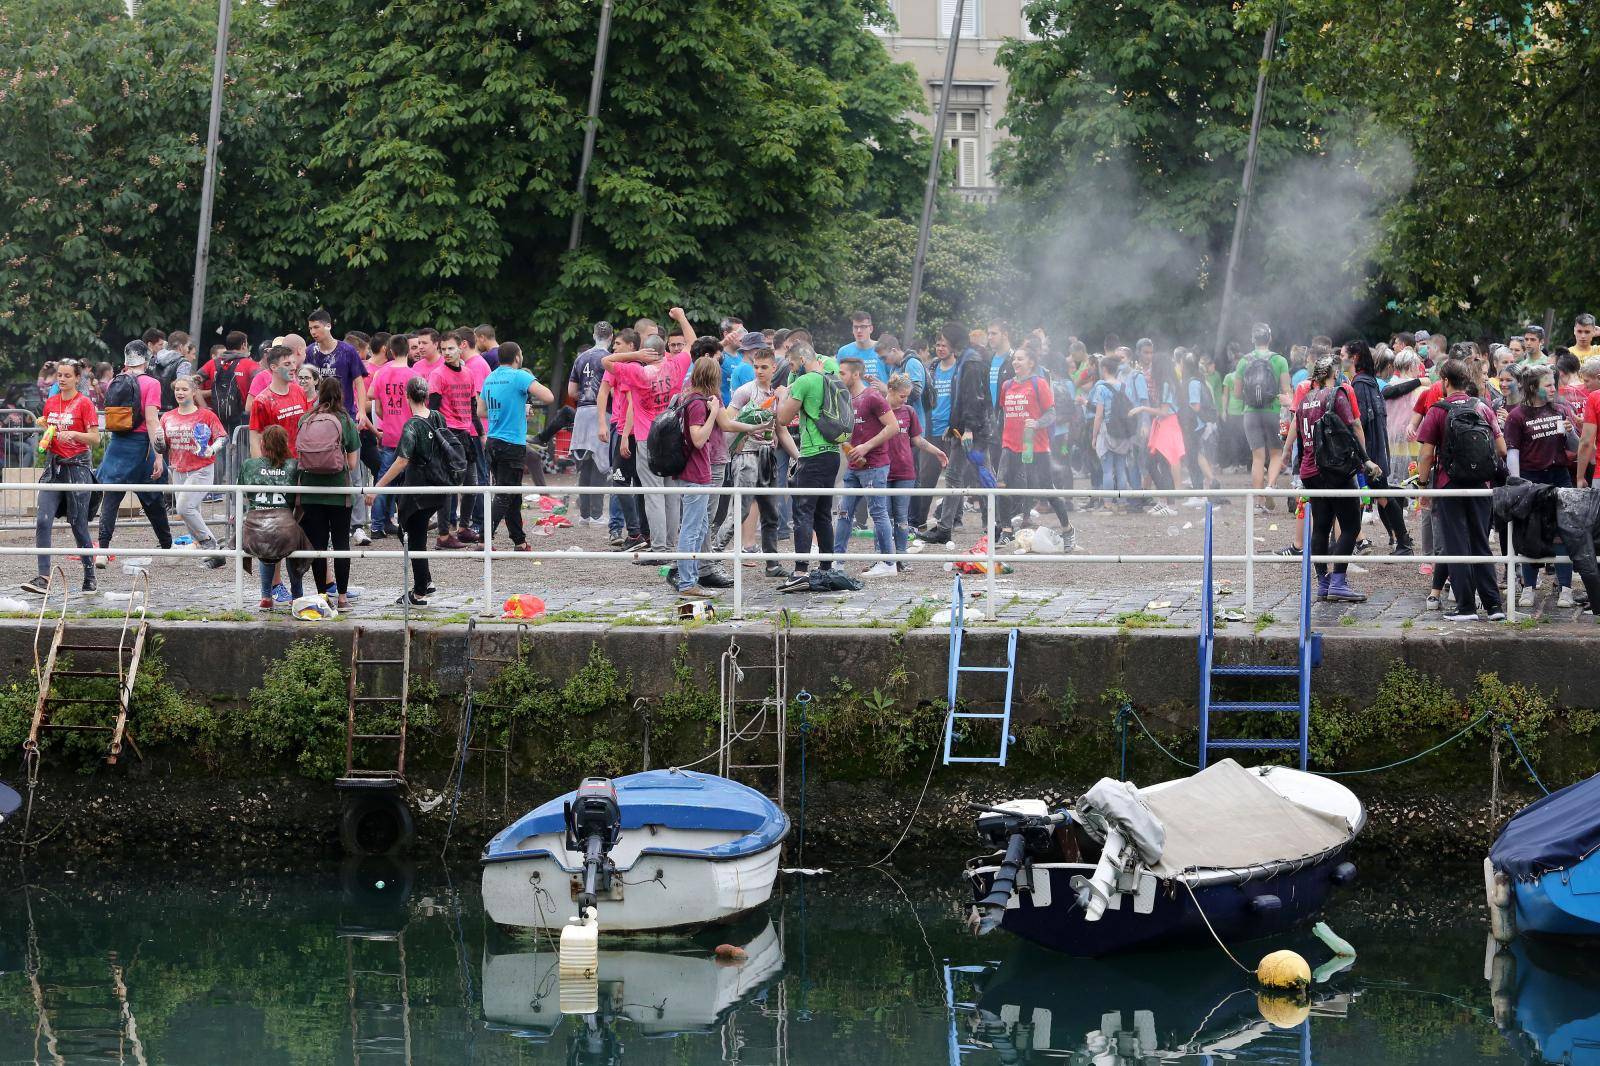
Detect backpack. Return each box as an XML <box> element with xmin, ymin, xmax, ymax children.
<box><xmin>1310</xmin><ymin>389</ymin><xmax>1362</xmax><ymax>481</ymax></box>
<box><xmin>1105</xmin><ymin>381</ymin><xmax>1138</xmax><ymax>441</ymax></box>
<box><xmin>103</xmin><ymin>373</ymin><xmax>144</xmax><ymax>434</ymax></box>
<box><xmin>211</xmin><ymin>356</ymin><xmax>247</xmax><ymax>432</ymax></box>
<box><xmin>410</xmin><ymin>412</ymin><xmax>467</xmax><ymax>487</ymax></box>
<box><xmin>809</xmin><ymin>373</ymin><xmax>855</xmax><ymax>445</ymax></box>
<box><xmin>149</xmin><ymin>353</ymin><xmax>185</xmax><ymax>411</ymax></box>
<box><xmin>645</xmin><ymin>395</ymin><xmax>692</xmax><ymax>479</ymax></box>
<box><xmin>296</xmin><ymin>411</ymin><xmax>348</xmax><ymax>474</ymax></box>
<box><xmin>1240</xmin><ymin>353</ymin><xmax>1279</xmax><ymax>409</ymax></box>
<box><xmin>1433</xmin><ymin>399</ymin><xmax>1498</xmax><ymax>484</ymax></box>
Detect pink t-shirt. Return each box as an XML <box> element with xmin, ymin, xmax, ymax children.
<box><xmin>611</xmin><ymin>352</ymin><xmax>691</xmax><ymax>438</ymax></box>
<box><xmin>601</xmin><ymin>369</ymin><xmax>628</xmax><ymax>432</ymax></box>
<box><xmin>248</xmin><ymin>368</ymin><xmax>272</xmax><ymax>399</ymax></box>
<box><xmin>427</xmin><ymin>359</ymin><xmax>490</xmax><ymax>434</ymax></box>
<box><xmin>370</xmin><ymin>361</ymin><xmax>423</xmax><ymax>448</ymax></box>
<box><xmin>129</xmin><ymin>374</ymin><xmax>162</xmax><ymax>435</ymax></box>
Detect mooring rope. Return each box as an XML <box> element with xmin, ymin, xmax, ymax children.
<box><xmin>866</xmin><ymin>704</ymin><xmax>950</xmax><ymax>869</ymax></box>
<box><xmin>1179</xmin><ymin>878</ymin><xmax>1254</xmax><ymax>976</ymax></box>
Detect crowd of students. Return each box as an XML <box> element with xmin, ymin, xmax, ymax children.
<box><xmin>24</xmin><ymin>307</ymin><xmax>1600</xmax><ymax>615</ymax></box>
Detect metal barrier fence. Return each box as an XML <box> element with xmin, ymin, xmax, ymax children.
<box><xmin>0</xmin><ymin>481</ymin><xmax>1560</xmax><ymax>620</ymax></box>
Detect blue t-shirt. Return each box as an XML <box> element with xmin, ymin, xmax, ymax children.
<box><xmin>1290</xmin><ymin>367</ymin><xmax>1310</xmax><ymax>390</ymax></box>
<box><xmin>836</xmin><ymin>341</ymin><xmax>886</xmax><ymax>385</ymax></box>
<box><xmin>570</xmin><ymin>346</ymin><xmax>606</xmax><ymax>407</ymax></box>
<box><xmin>1188</xmin><ymin>378</ymin><xmax>1212</xmax><ymax>426</ymax></box>
<box><xmin>721</xmin><ymin>353</ymin><xmax>755</xmax><ymax>406</ymax></box>
<box><xmin>930</xmin><ymin>362</ymin><xmax>958</xmax><ymax>437</ymax></box>
<box><xmin>1050</xmin><ymin>378</ymin><xmax>1077</xmax><ymax>438</ymax></box>
<box><xmin>900</xmin><ymin>354</ymin><xmax>928</xmax><ymax>395</ymax></box>
<box><xmin>480</xmin><ymin>367</ymin><xmax>537</xmax><ymax>444</ymax></box>
<box><xmin>989</xmin><ymin>352</ymin><xmax>1011</xmax><ymax>405</ymax></box>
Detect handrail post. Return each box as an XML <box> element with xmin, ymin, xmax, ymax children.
<box><xmin>985</xmin><ymin>489</ymin><xmax>997</xmax><ymax>609</ymax></box>
<box><xmin>1505</xmin><ymin>513</ymin><xmax>1517</xmax><ymax>624</ymax></box>
<box><xmin>732</xmin><ymin>484</ymin><xmax>743</xmax><ymax>619</ymax></box>
<box><xmin>1244</xmin><ymin>489</ymin><xmax>1255</xmax><ymax>614</ymax></box>
<box><xmin>481</xmin><ymin>482</ymin><xmax>494</xmax><ymax>617</ymax></box>
<box><xmin>232</xmin><ymin>486</ymin><xmax>244</xmax><ymax>611</ymax></box>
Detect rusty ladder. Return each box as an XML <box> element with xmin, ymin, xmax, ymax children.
<box><xmin>719</xmin><ymin>611</ymin><xmax>790</xmax><ymax>804</ymax></box>
<box><xmin>25</xmin><ymin>568</ymin><xmax>149</xmax><ymax>766</ymax></box>
<box><xmin>341</xmin><ymin>625</ymin><xmax>411</xmax><ymax>787</ymax></box>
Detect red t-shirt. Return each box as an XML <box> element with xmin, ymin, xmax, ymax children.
<box><xmin>1584</xmin><ymin>389</ymin><xmax>1600</xmax><ymax>429</ymax></box>
<box><xmin>41</xmin><ymin>392</ymin><xmax>97</xmax><ymax>460</ymax></box>
<box><xmin>200</xmin><ymin>354</ymin><xmax>258</xmax><ymax>396</ymax></box>
<box><xmin>1412</xmin><ymin>379</ymin><xmax>1446</xmax><ymax>416</ymax></box>
<box><xmin>1502</xmin><ymin>402</ymin><xmax>1575</xmax><ymax>473</ymax></box>
<box><xmin>1001</xmin><ymin>375</ymin><xmax>1054</xmax><ymax>454</ymax></box>
<box><xmin>846</xmin><ymin>387</ymin><xmax>891</xmax><ymax>468</ymax></box>
<box><xmin>249</xmin><ymin>384</ymin><xmax>311</xmax><ymax>456</ymax></box>
<box><xmin>1293</xmin><ymin>378</ymin><xmax>1361</xmax><ymax>419</ymax></box>
<box><xmin>160</xmin><ymin>407</ymin><xmax>227</xmax><ymax>474</ymax></box>
<box><xmin>888</xmin><ymin>404</ymin><xmax>922</xmax><ymax>482</ymax></box>
<box><xmin>1294</xmin><ymin>386</ymin><xmax>1358</xmax><ymax>480</ymax></box>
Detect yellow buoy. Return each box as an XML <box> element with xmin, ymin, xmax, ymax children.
<box><xmin>1257</xmin><ymin>992</ymin><xmax>1311</xmax><ymax>1029</ymax></box>
<box><xmin>1256</xmin><ymin>949</ymin><xmax>1311</xmax><ymax>992</ymax></box>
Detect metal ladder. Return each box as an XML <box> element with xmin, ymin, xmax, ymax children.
<box><xmin>341</xmin><ymin>625</ymin><xmax>412</xmax><ymax>787</ymax></box>
<box><xmin>1197</xmin><ymin>502</ymin><xmax>1316</xmax><ymax>769</ymax></box>
<box><xmin>942</xmin><ymin>575</ymin><xmax>1019</xmax><ymax>766</ymax></box>
<box><xmin>23</xmin><ymin>889</ymin><xmax>150</xmax><ymax>1066</ymax></box>
<box><xmin>719</xmin><ymin>611</ymin><xmax>790</xmax><ymax>803</ymax></box>
<box><xmin>342</xmin><ymin>931</ymin><xmax>413</xmax><ymax>1064</ymax></box>
<box><xmin>25</xmin><ymin>568</ymin><xmax>149</xmax><ymax>766</ymax></box>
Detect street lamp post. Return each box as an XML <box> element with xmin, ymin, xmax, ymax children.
<box><xmin>187</xmin><ymin>0</ymin><xmax>231</xmax><ymax>344</ymax></box>
<box><xmin>903</xmin><ymin>0</ymin><xmax>965</xmax><ymax>347</ymax></box>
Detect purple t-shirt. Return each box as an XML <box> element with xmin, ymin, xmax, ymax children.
<box><xmin>680</xmin><ymin>394</ymin><xmax>713</xmax><ymax>485</ymax></box>
<box><xmin>306</xmin><ymin>339</ymin><xmax>368</xmax><ymax>417</ymax></box>
<box><xmin>848</xmin><ymin>387</ymin><xmax>891</xmax><ymax>468</ymax></box>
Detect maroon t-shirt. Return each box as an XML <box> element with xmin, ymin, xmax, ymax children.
<box><xmin>1502</xmin><ymin>402</ymin><xmax>1575</xmax><ymax>473</ymax></box>
<box><xmin>1294</xmin><ymin>386</ymin><xmax>1357</xmax><ymax>480</ymax></box>
<box><xmin>887</xmin><ymin>404</ymin><xmax>922</xmax><ymax>482</ymax></box>
<box><xmin>679</xmin><ymin>394</ymin><xmax>712</xmax><ymax>486</ymax></box>
<box><xmin>848</xmin><ymin>388</ymin><xmax>891</xmax><ymax>468</ymax></box>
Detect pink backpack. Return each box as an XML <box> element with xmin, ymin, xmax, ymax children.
<box><xmin>297</xmin><ymin>411</ymin><xmax>347</xmax><ymax>474</ymax></box>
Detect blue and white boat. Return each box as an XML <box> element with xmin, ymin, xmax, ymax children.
<box><xmin>1487</xmin><ymin>772</ymin><xmax>1600</xmax><ymax>941</ymax></box>
<box><xmin>0</xmin><ymin>780</ymin><xmax>18</xmax><ymax>827</ymax></box>
<box><xmin>482</xmin><ymin>770</ymin><xmax>788</xmax><ymax>932</ymax></box>
<box><xmin>1489</xmin><ymin>937</ymin><xmax>1600</xmax><ymax>1064</ymax></box>
<box><xmin>964</xmin><ymin>759</ymin><xmax>1364</xmax><ymax>956</ymax></box>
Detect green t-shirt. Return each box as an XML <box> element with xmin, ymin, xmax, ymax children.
<box><xmin>1221</xmin><ymin>372</ymin><xmax>1243</xmax><ymax>415</ymax></box>
<box><xmin>787</xmin><ymin>370</ymin><xmax>836</xmax><ymax>458</ymax></box>
<box><xmin>293</xmin><ymin>410</ymin><xmax>360</xmax><ymax>506</ymax></box>
<box><xmin>1238</xmin><ymin>349</ymin><xmax>1290</xmax><ymax>412</ymax></box>
<box><xmin>240</xmin><ymin>456</ymin><xmax>297</xmax><ymax>511</ymax></box>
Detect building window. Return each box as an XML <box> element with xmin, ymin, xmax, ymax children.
<box><xmin>948</xmin><ymin>110</ymin><xmax>982</xmax><ymax>187</ymax></box>
<box><xmin>939</xmin><ymin>0</ymin><xmax>980</xmax><ymax>38</ymax></box>
<box><xmin>871</xmin><ymin>0</ymin><xmax>896</xmax><ymax>36</ymax></box>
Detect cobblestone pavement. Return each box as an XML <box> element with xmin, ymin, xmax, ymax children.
<box><xmin>0</xmin><ymin>472</ymin><xmax>1592</xmax><ymax>636</ymax></box>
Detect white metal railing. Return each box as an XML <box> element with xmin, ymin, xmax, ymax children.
<box><xmin>0</xmin><ymin>480</ymin><xmax>1558</xmax><ymax>622</ymax></box>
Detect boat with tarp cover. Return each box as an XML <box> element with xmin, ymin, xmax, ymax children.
<box><xmin>964</xmin><ymin>759</ymin><xmax>1363</xmax><ymax>956</ymax></box>
<box><xmin>1488</xmin><ymin>771</ymin><xmax>1600</xmax><ymax>940</ymax></box>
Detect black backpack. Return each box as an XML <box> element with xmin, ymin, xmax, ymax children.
<box><xmin>1106</xmin><ymin>382</ymin><xmax>1138</xmax><ymax>440</ymax></box>
<box><xmin>1433</xmin><ymin>399</ymin><xmax>1498</xmax><ymax>484</ymax></box>
<box><xmin>646</xmin><ymin>395</ymin><xmax>692</xmax><ymax>478</ymax></box>
<box><xmin>211</xmin><ymin>356</ymin><xmax>247</xmax><ymax>432</ymax></box>
<box><xmin>1240</xmin><ymin>353</ymin><xmax>1278</xmax><ymax>408</ymax></box>
<box><xmin>1310</xmin><ymin>389</ymin><xmax>1362</xmax><ymax>481</ymax></box>
<box><xmin>149</xmin><ymin>353</ymin><xmax>185</xmax><ymax>411</ymax></box>
<box><xmin>412</xmin><ymin>412</ymin><xmax>467</xmax><ymax>487</ymax></box>
<box><xmin>103</xmin><ymin>372</ymin><xmax>144</xmax><ymax>434</ymax></box>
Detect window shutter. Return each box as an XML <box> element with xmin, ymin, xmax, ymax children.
<box><xmin>959</xmin><ymin>138</ymin><xmax>979</xmax><ymax>186</ymax></box>
<box><xmin>940</xmin><ymin>0</ymin><xmax>978</xmax><ymax>37</ymax></box>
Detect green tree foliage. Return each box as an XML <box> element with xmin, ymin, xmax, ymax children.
<box><xmin>994</xmin><ymin>0</ymin><xmax>1404</xmax><ymax>343</ymax></box>
<box><xmin>1259</xmin><ymin>0</ymin><xmax>1600</xmax><ymax>335</ymax></box>
<box><xmin>771</xmin><ymin>0</ymin><xmax>929</xmax><ymax>219</ymax></box>
<box><xmin>776</xmin><ymin>215</ymin><xmax>1023</xmax><ymax>345</ymax></box>
<box><xmin>0</xmin><ymin>0</ymin><xmax>301</xmax><ymax>360</ymax></box>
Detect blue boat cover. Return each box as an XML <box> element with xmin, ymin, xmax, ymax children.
<box><xmin>0</xmin><ymin>781</ymin><xmax>18</xmax><ymax>823</ymax></box>
<box><xmin>1490</xmin><ymin>772</ymin><xmax>1600</xmax><ymax>881</ymax></box>
<box><xmin>482</xmin><ymin>769</ymin><xmax>787</xmax><ymax>863</ymax></box>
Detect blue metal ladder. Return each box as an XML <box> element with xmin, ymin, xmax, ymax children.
<box><xmin>942</xmin><ymin>574</ymin><xmax>1019</xmax><ymax>766</ymax></box>
<box><xmin>1197</xmin><ymin>501</ymin><xmax>1318</xmax><ymax>769</ymax></box>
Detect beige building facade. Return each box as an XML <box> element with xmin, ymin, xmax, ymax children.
<box><xmin>875</xmin><ymin>0</ymin><xmax>1033</xmax><ymax>202</ymax></box>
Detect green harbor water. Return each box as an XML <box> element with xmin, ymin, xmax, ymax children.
<box><xmin>0</xmin><ymin>857</ymin><xmax>1588</xmax><ymax>1064</ymax></box>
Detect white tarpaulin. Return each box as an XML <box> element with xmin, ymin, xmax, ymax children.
<box><xmin>1140</xmin><ymin>759</ymin><xmax>1354</xmax><ymax>876</ymax></box>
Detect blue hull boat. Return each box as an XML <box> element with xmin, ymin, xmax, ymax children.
<box><xmin>1488</xmin><ymin>772</ymin><xmax>1600</xmax><ymax>941</ymax></box>
<box><xmin>965</xmin><ymin>760</ymin><xmax>1363</xmax><ymax>957</ymax></box>
<box><xmin>1489</xmin><ymin>937</ymin><xmax>1600</xmax><ymax>1064</ymax></box>
<box><xmin>0</xmin><ymin>780</ymin><xmax>18</xmax><ymax>827</ymax></box>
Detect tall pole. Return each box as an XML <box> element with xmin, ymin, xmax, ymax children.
<box><xmin>187</xmin><ymin>0</ymin><xmax>230</xmax><ymax>345</ymax></box>
<box><xmin>549</xmin><ymin>0</ymin><xmax>615</xmax><ymax>408</ymax></box>
<box><xmin>904</xmin><ymin>0</ymin><xmax>965</xmax><ymax>347</ymax></box>
<box><xmin>1210</xmin><ymin>20</ymin><xmax>1277</xmax><ymax>364</ymax></box>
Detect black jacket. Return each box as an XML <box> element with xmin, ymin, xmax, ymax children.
<box><xmin>1351</xmin><ymin>373</ymin><xmax>1390</xmax><ymax>479</ymax></box>
<box><xmin>947</xmin><ymin>349</ymin><xmax>992</xmax><ymax>443</ymax></box>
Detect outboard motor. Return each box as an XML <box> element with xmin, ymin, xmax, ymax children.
<box><xmin>969</xmin><ymin>802</ymin><xmax>1067</xmax><ymax>935</ymax></box>
<box><xmin>564</xmin><ymin>777</ymin><xmax>623</xmax><ymax>913</ymax></box>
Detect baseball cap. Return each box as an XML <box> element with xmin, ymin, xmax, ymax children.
<box><xmin>122</xmin><ymin>340</ymin><xmax>149</xmax><ymax>366</ymax></box>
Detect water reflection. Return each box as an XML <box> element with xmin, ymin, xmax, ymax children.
<box><xmin>1490</xmin><ymin>937</ymin><xmax>1600</xmax><ymax>1064</ymax></box>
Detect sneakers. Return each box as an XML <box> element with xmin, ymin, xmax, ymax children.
<box><xmin>917</xmin><ymin>524</ymin><xmax>953</xmax><ymax>545</ymax></box>
<box><xmin>897</xmin><ymin>562</ymin><xmax>913</xmax><ymax>574</ymax></box>
<box><xmin>1393</xmin><ymin>542</ymin><xmax>1415</xmax><ymax>557</ymax></box>
<box><xmin>621</xmin><ymin>534</ymin><xmax>649</xmax><ymax>552</ymax></box>
<box><xmin>862</xmin><ymin>561</ymin><xmax>897</xmax><ymax>578</ymax></box>
<box><xmin>81</xmin><ymin>571</ymin><xmax>96</xmax><ymax>593</ymax></box>
<box><xmin>764</xmin><ymin>562</ymin><xmax>787</xmax><ymax>577</ymax></box>
<box><xmin>456</xmin><ymin>527</ymin><xmax>481</xmax><ymax>544</ymax></box>
<box><xmin>436</xmin><ymin>533</ymin><xmax>465</xmax><ymax>550</ymax></box>
<box><xmin>609</xmin><ymin>531</ymin><xmax>627</xmax><ymax>547</ymax></box>
<box><xmin>202</xmin><ymin>554</ymin><xmax>227</xmax><ymax>570</ymax></box>
<box><xmin>1272</xmin><ymin>545</ymin><xmax>1300</xmax><ymax>557</ymax></box>
<box><xmin>1557</xmin><ymin>587</ymin><xmax>1575</xmax><ymax>608</ymax></box>
<box><xmin>395</xmin><ymin>591</ymin><xmax>429</xmax><ymax>607</ymax></box>
<box><xmin>776</xmin><ymin>571</ymin><xmax>811</xmax><ymax>594</ymax></box>
<box><xmin>1444</xmin><ymin>611</ymin><xmax>1480</xmax><ymax>622</ymax></box>
<box><xmin>699</xmin><ymin>569</ymin><xmax>735</xmax><ymax>590</ymax></box>
<box><xmin>1316</xmin><ymin>574</ymin><xmax>1331</xmax><ymax>602</ymax></box>
<box><xmin>678</xmin><ymin>584</ymin><xmax>716</xmax><ymax>599</ymax></box>
<box><xmin>271</xmin><ymin>583</ymin><xmax>293</xmax><ymax>605</ymax></box>
<box><xmin>258</xmin><ymin>596</ymin><xmax>273</xmax><ymax>610</ymax></box>
<box><xmin>370</xmin><ymin>525</ymin><xmax>388</xmax><ymax>541</ymax></box>
<box><xmin>21</xmin><ymin>575</ymin><xmax>50</xmax><ymax>595</ymax></box>
<box><xmin>1149</xmin><ymin>502</ymin><xmax>1178</xmax><ymax>517</ymax></box>
<box><xmin>1325</xmin><ymin>575</ymin><xmax>1367</xmax><ymax>602</ymax></box>
<box><xmin>1354</xmin><ymin>538</ymin><xmax>1374</xmax><ymax>556</ymax></box>
<box><xmin>1488</xmin><ymin>609</ymin><xmax>1507</xmax><ymax>622</ymax></box>
<box><xmin>352</xmin><ymin>526</ymin><xmax>372</xmax><ymax>547</ymax></box>
<box><xmin>1517</xmin><ymin>587</ymin><xmax>1535</xmax><ymax>609</ymax></box>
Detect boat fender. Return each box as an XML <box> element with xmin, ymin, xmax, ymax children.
<box><xmin>1256</xmin><ymin>949</ymin><xmax>1310</xmax><ymax>993</ymax></box>
<box><xmin>1331</xmin><ymin>861</ymin><xmax>1357</xmax><ymax>886</ymax></box>
<box><xmin>1249</xmin><ymin>894</ymin><xmax>1282</xmax><ymax>914</ymax></box>
<box><xmin>1482</xmin><ymin>857</ymin><xmax>1516</xmax><ymax>944</ymax></box>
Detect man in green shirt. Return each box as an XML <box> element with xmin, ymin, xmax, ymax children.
<box><xmin>1228</xmin><ymin>323</ymin><xmax>1291</xmax><ymax>505</ymax></box>
<box><xmin>774</xmin><ymin>341</ymin><xmax>841</xmax><ymax>588</ymax></box>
